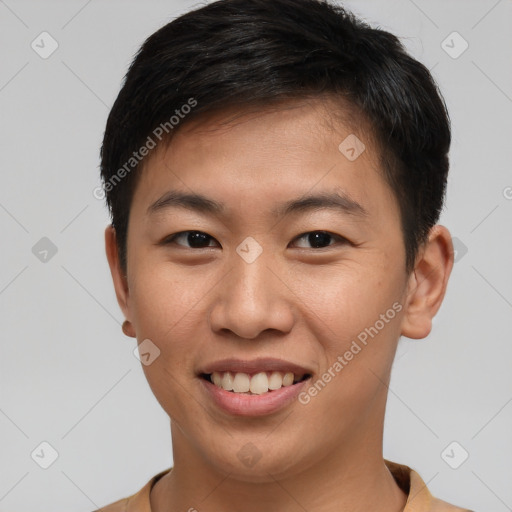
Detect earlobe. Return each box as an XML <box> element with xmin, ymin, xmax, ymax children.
<box><xmin>400</xmin><ymin>225</ymin><xmax>454</xmax><ymax>340</ymax></box>
<box><xmin>104</xmin><ymin>225</ymin><xmax>131</xmax><ymax>320</ymax></box>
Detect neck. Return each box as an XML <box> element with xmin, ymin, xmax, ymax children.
<box><xmin>150</xmin><ymin>422</ymin><xmax>407</xmax><ymax>512</ymax></box>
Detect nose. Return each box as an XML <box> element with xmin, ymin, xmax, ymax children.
<box><xmin>208</xmin><ymin>249</ymin><xmax>295</xmax><ymax>340</ymax></box>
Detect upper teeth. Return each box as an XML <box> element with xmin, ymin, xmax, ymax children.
<box><xmin>210</xmin><ymin>371</ymin><xmax>300</xmax><ymax>394</ymax></box>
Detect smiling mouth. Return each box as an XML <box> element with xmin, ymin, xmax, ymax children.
<box><xmin>200</xmin><ymin>371</ymin><xmax>311</xmax><ymax>395</ymax></box>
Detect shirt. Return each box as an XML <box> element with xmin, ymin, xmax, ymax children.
<box><xmin>94</xmin><ymin>460</ymin><xmax>473</xmax><ymax>512</ymax></box>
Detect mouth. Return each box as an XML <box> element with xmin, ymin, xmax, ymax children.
<box><xmin>199</xmin><ymin>371</ymin><xmax>312</xmax><ymax>395</ymax></box>
<box><xmin>197</xmin><ymin>358</ymin><xmax>314</xmax><ymax>415</ymax></box>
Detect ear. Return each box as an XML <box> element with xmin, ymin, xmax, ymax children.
<box><xmin>400</xmin><ymin>225</ymin><xmax>454</xmax><ymax>340</ymax></box>
<box><xmin>105</xmin><ymin>225</ymin><xmax>131</xmax><ymax>320</ymax></box>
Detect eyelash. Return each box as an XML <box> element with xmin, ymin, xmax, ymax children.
<box><xmin>162</xmin><ymin>230</ymin><xmax>349</xmax><ymax>250</ymax></box>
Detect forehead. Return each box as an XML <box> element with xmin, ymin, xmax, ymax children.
<box><xmin>132</xmin><ymin>97</ymin><xmax>395</xmax><ymax>223</ymax></box>
<box><xmin>171</xmin><ymin>97</ymin><xmax>371</xmax><ymax>160</ymax></box>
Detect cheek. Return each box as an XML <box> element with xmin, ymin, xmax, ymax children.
<box><xmin>129</xmin><ymin>259</ymin><xmax>210</xmax><ymax>334</ymax></box>
<box><xmin>300</xmin><ymin>304</ymin><xmax>403</xmax><ymax>434</ymax></box>
<box><xmin>129</xmin><ymin>265</ymin><xmax>207</xmax><ymax>416</ymax></box>
<box><xmin>287</xmin><ymin>261</ymin><xmax>396</xmax><ymax>334</ymax></box>
<box><xmin>127</xmin><ymin>270</ymin><xmax>206</xmax><ymax>392</ymax></box>
<box><xmin>288</xmin><ymin>261</ymin><xmax>404</xmax><ymax>384</ymax></box>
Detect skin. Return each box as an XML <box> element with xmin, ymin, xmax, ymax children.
<box><xmin>105</xmin><ymin>97</ymin><xmax>454</xmax><ymax>512</ymax></box>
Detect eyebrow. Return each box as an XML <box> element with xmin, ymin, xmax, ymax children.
<box><xmin>147</xmin><ymin>190</ymin><xmax>368</xmax><ymax>219</ymax></box>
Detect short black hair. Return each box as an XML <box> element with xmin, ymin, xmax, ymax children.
<box><xmin>100</xmin><ymin>0</ymin><xmax>451</xmax><ymax>275</ymax></box>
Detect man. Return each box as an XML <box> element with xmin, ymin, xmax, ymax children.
<box><xmin>98</xmin><ymin>0</ymin><xmax>471</xmax><ymax>510</ymax></box>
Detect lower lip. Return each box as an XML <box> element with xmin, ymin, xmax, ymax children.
<box><xmin>199</xmin><ymin>376</ymin><xmax>311</xmax><ymax>416</ymax></box>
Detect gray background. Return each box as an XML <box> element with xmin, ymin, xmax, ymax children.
<box><xmin>1</xmin><ymin>0</ymin><xmax>511</xmax><ymax>510</ymax></box>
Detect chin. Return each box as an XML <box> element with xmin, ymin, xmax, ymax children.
<box><xmin>202</xmin><ymin>438</ymin><xmax>308</xmax><ymax>483</ymax></box>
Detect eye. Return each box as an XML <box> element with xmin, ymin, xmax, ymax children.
<box><xmin>163</xmin><ymin>231</ymin><xmax>219</xmax><ymax>248</ymax></box>
<box><xmin>291</xmin><ymin>230</ymin><xmax>348</xmax><ymax>249</ymax></box>
<box><xmin>162</xmin><ymin>230</ymin><xmax>348</xmax><ymax>250</ymax></box>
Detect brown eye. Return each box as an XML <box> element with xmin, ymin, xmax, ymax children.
<box><xmin>292</xmin><ymin>231</ymin><xmax>347</xmax><ymax>249</ymax></box>
<box><xmin>164</xmin><ymin>231</ymin><xmax>219</xmax><ymax>248</ymax></box>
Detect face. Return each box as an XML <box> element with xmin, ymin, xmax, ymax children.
<box><xmin>106</xmin><ymin>98</ymin><xmax>442</xmax><ymax>482</ymax></box>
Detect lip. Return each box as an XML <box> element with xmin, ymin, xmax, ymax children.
<box><xmin>197</xmin><ymin>357</ymin><xmax>314</xmax><ymax>416</ymax></box>
<box><xmin>199</xmin><ymin>374</ymin><xmax>312</xmax><ymax>416</ymax></box>
<box><xmin>198</xmin><ymin>357</ymin><xmax>313</xmax><ymax>376</ymax></box>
